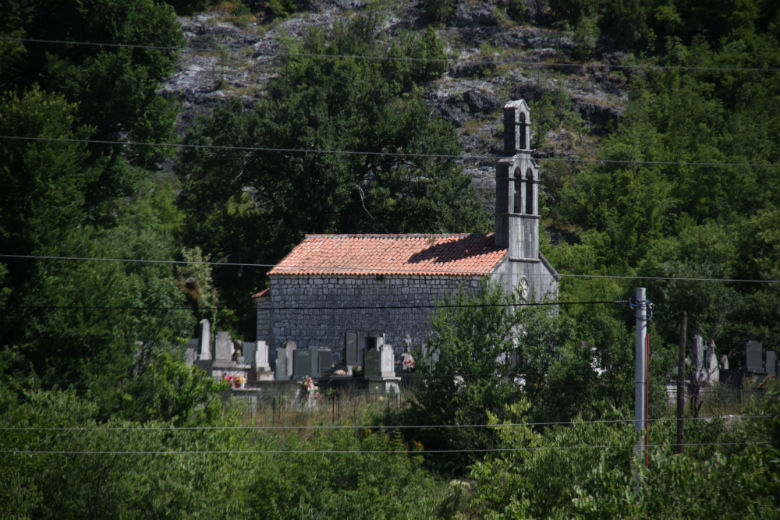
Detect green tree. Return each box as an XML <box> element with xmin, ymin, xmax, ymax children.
<box><xmin>466</xmin><ymin>384</ymin><xmax>779</xmax><ymax>518</ymax></box>
<box><xmin>176</xmin><ymin>17</ymin><xmax>487</xmax><ymax>335</ymax></box>
<box><xmin>0</xmin><ymin>129</ymin><xmax>192</xmax><ymax>410</ymax></box>
<box><xmin>554</xmin><ymin>27</ymin><xmax>780</xmax><ymax>362</ymax></box>
<box><xmin>423</xmin><ymin>0</ymin><xmax>456</xmax><ymax>24</ymax></box>
<box><xmin>0</xmin><ymin>88</ymin><xmax>96</xmax><ymax>262</ymax></box>
<box><xmin>1</xmin><ymin>0</ymin><xmax>183</xmax><ymax>170</ymax></box>
<box><xmin>247</xmin><ymin>427</ymin><xmax>449</xmax><ymax>519</ymax></box>
<box><xmin>398</xmin><ymin>283</ymin><xmax>568</xmax><ymax>474</ymax></box>
<box><xmin>119</xmin><ymin>352</ymin><xmax>227</xmax><ymax>425</ymax></box>
<box><xmin>0</xmin><ymin>390</ymin><xmax>249</xmax><ymax>518</ymax></box>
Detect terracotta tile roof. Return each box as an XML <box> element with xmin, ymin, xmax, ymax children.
<box><xmin>251</xmin><ymin>288</ymin><xmax>270</xmax><ymax>299</ymax></box>
<box><xmin>268</xmin><ymin>234</ymin><xmax>507</xmax><ymax>277</ymax></box>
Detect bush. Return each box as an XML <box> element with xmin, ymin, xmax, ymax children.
<box><xmin>423</xmin><ymin>0</ymin><xmax>456</xmax><ymax>24</ymax></box>
<box><xmin>507</xmin><ymin>0</ymin><xmax>529</xmax><ymax>23</ymax></box>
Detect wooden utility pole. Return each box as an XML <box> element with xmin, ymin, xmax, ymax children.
<box><xmin>676</xmin><ymin>311</ymin><xmax>686</xmax><ymax>454</ymax></box>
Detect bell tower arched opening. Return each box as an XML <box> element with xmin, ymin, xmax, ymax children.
<box><xmin>513</xmin><ymin>167</ymin><xmax>523</xmax><ymax>214</ymax></box>
<box><xmin>519</xmin><ymin>112</ymin><xmax>527</xmax><ymax>150</ymax></box>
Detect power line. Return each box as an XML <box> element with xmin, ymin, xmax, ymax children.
<box><xmin>0</xmin><ymin>134</ymin><xmax>776</xmax><ymax>169</ymax></box>
<box><xmin>2</xmin><ymin>253</ymin><xmax>778</xmax><ymax>285</ymax></box>
<box><xmin>3</xmin><ymin>36</ymin><xmax>779</xmax><ymax>74</ymax></box>
<box><xmin>0</xmin><ymin>442</ymin><xmax>768</xmax><ymax>456</ymax></box>
<box><xmin>3</xmin><ymin>300</ymin><xmax>625</xmax><ymax>312</ymax></box>
<box><xmin>1</xmin><ymin>415</ymin><xmax>768</xmax><ymax>432</ymax></box>
<box><xmin>0</xmin><ymin>253</ymin><xmax>262</xmax><ymax>267</ymax></box>
<box><xmin>559</xmin><ymin>273</ymin><xmax>780</xmax><ymax>284</ymax></box>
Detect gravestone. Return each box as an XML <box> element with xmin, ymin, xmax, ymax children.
<box><xmin>243</xmin><ymin>342</ymin><xmax>257</xmax><ymax>366</ymax></box>
<box><xmin>745</xmin><ymin>341</ymin><xmax>764</xmax><ymax>373</ymax></box>
<box><xmin>379</xmin><ymin>343</ymin><xmax>396</xmax><ymax>378</ymax></box>
<box><xmin>215</xmin><ymin>331</ymin><xmax>233</xmax><ymax>361</ymax></box>
<box><xmin>693</xmin><ymin>334</ymin><xmax>705</xmax><ymax>372</ymax></box>
<box><xmin>313</xmin><ymin>347</ymin><xmax>332</xmax><ymax>377</ymax></box>
<box><xmin>364</xmin><ymin>348</ymin><xmax>380</xmax><ymax>378</ymax></box>
<box><xmin>345</xmin><ymin>331</ymin><xmax>359</xmax><ymax>367</ymax></box>
<box><xmin>274</xmin><ymin>347</ymin><xmax>288</xmax><ymax>381</ymax></box>
<box><xmin>253</xmin><ymin>340</ymin><xmax>273</xmax><ymax>381</ymax></box>
<box><xmin>365</xmin><ymin>343</ymin><xmax>396</xmax><ymax>379</ymax></box>
<box><xmin>185</xmin><ymin>338</ymin><xmax>199</xmax><ymax>366</ymax></box>
<box><xmin>330</xmin><ymin>347</ymin><xmax>342</xmax><ymax>367</ymax></box>
<box><xmin>702</xmin><ymin>341</ymin><xmax>719</xmax><ymax>385</ymax></box>
<box><xmin>318</xmin><ymin>349</ymin><xmax>331</xmax><ymax>376</ymax></box>
<box><xmin>198</xmin><ymin>319</ymin><xmax>211</xmax><ymax>361</ymax></box>
<box><xmin>284</xmin><ymin>341</ymin><xmax>297</xmax><ymax>378</ymax></box>
<box><xmin>255</xmin><ymin>340</ymin><xmax>270</xmax><ymax>370</ymax></box>
<box><xmin>293</xmin><ymin>349</ymin><xmax>312</xmax><ymax>378</ymax></box>
<box><xmin>366</xmin><ymin>343</ymin><xmax>401</xmax><ymax>396</ymax></box>
<box><xmin>765</xmin><ymin>351</ymin><xmax>777</xmax><ymax>377</ymax></box>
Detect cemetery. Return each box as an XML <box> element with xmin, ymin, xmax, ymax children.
<box><xmin>187</xmin><ymin>318</ymin><xmax>409</xmax><ymax>406</ymax></box>
<box><xmin>663</xmin><ymin>335</ymin><xmax>778</xmax><ymax>413</ymax></box>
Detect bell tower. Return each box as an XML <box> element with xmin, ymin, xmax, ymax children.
<box><xmin>495</xmin><ymin>99</ymin><xmax>539</xmax><ymax>262</ymax></box>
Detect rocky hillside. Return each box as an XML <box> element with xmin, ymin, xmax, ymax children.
<box><xmin>161</xmin><ymin>0</ymin><xmax>630</xmax><ymax>202</ymax></box>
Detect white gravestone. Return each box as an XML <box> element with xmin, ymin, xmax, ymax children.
<box><xmin>379</xmin><ymin>343</ymin><xmax>395</xmax><ymax>378</ymax></box>
<box><xmin>255</xmin><ymin>340</ymin><xmax>270</xmax><ymax>370</ymax></box>
<box><xmin>199</xmin><ymin>319</ymin><xmax>211</xmax><ymax>361</ymax></box>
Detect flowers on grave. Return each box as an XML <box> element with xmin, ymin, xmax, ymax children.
<box><xmin>352</xmin><ymin>364</ymin><xmax>363</xmax><ymax>376</ymax></box>
<box><xmin>222</xmin><ymin>373</ymin><xmax>246</xmax><ymax>388</ymax></box>
<box><xmin>402</xmin><ymin>352</ymin><xmax>415</xmax><ymax>371</ymax></box>
<box><xmin>299</xmin><ymin>375</ymin><xmax>318</xmax><ymax>394</ymax></box>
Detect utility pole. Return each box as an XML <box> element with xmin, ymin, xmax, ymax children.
<box><xmin>633</xmin><ymin>287</ymin><xmax>649</xmax><ymax>468</ymax></box>
<box><xmin>676</xmin><ymin>311</ymin><xmax>686</xmax><ymax>454</ymax></box>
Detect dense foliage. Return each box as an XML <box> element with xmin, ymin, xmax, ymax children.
<box><xmin>397</xmin><ymin>284</ymin><xmax>569</xmax><ymax>473</ymax></box>
<box><xmin>548</xmin><ymin>12</ymin><xmax>780</xmax><ymax>367</ymax></box>
<box><xmin>0</xmin><ymin>0</ymin><xmax>778</xmax><ymax>517</ymax></box>
<box><xmin>1</xmin><ymin>0</ymin><xmax>183</xmax><ymax>172</ymax></box>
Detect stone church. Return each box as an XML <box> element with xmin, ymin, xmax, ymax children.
<box><xmin>254</xmin><ymin>99</ymin><xmax>559</xmax><ymax>372</ymax></box>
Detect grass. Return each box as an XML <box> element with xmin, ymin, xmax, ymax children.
<box><xmin>237</xmin><ymin>386</ymin><xmax>406</xmax><ymax>443</ymax></box>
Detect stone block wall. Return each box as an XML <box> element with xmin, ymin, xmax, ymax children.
<box><xmin>257</xmin><ymin>274</ymin><xmax>484</xmax><ymax>355</ymax></box>
<box><xmin>492</xmin><ymin>256</ymin><xmax>559</xmax><ymax>300</ymax></box>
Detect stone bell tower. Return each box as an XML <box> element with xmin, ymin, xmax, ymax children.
<box><xmin>495</xmin><ymin>99</ymin><xmax>555</xmax><ymax>299</ymax></box>
<box><xmin>495</xmin><ymin>99</ymin><xmax>539</xmax><ymax>260</ymax></box>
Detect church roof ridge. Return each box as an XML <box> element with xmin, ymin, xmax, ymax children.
<box><xmin>302</xmin><ymin>233</ymin><xmax>480</xmax><ymax>239</ymax></box>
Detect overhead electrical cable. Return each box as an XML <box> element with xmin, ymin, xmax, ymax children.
<box><xmin>0</xmin><ymin>442</ymin><xmax>769</xmax><ymax>457</ymax></box>
<box><xmin>1</xmin><ymin>253</ymin><xmax>778</xmax><ymax>284</ymax></box>
<box><xmin>3</xmin><ymin>36</ymin><xmax>779</xmax><ymax>74</ymax></box>
<box><xmin>1</xmin><ymin>415</ymin><xmax>768</xmax><ymax>432</ymax></box>
<box><xmin>0</xmin><ymin>134</ymin><xmax>775</xmax><ymax>170</ymax></box>
<box><xmin>2</xmin><ymin>300</ymin><xmax>625</xmax><ymax>311</ymax></box>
